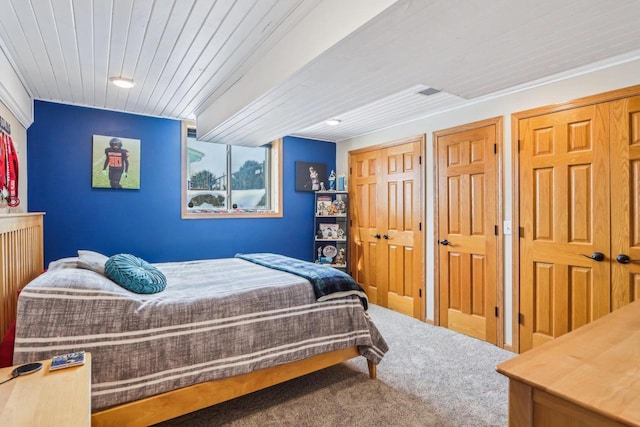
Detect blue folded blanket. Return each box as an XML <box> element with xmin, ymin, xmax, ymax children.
<box><xmin>236</xmin><ymin>253</ymin><xmax>368</xmax><ymax>310</ymax></box>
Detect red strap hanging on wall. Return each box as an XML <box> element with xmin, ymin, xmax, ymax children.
<box><xmin>0</xmin><ymin>132</ymin><xmax>5</xmax><ymax>199</ymax></box>
<box><xmin>1</xmin><ymin>131</ymin><xmax>19</xmax><ymax>207</ymax></box>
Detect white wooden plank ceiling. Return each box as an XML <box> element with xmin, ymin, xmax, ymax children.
<box><xmin>0</xmin><ymin>0</ymin><xmax>640</xmax><ymax>146</ymax></box>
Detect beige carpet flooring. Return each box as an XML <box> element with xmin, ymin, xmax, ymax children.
<box><xmin>158</xmin><ymin>304</ymin><xmax>516</xmax><ymax>427</ymax></box>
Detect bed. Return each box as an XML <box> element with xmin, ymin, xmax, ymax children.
<box><xmin>12</xmin><ymin>252</ymin><xmax>388</xmax><ymax>426</ymax></box>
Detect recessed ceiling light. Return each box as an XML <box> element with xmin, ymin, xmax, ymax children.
<box><xmin>110</xmin><ymin>77</ymin><xmax>136</xmax><ymax>89</ymax></box>
<box><xmin>325</xmin><ymin>119</ymin><xmax>341</xmax><ymax>126</ymax></box>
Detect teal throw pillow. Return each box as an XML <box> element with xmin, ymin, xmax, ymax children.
<box><xmin>105</xmin><ymin>254</ymin><xmax>167</xmax><ymax>294</ymax></box>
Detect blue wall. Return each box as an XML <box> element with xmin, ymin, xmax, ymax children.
<box><xmin>28</xmin><ymin>101</ymin><xmax>335</xmax><ymax>265</ymax></box>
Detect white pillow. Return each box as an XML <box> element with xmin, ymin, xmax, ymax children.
<box><xmin>76</xmin><ymin>250</ymin><xmax>109</xmax><ymax>275</ymax></box>
<box><xmin>47</xmin><ymin>257</ymin><xmax>79</xmax><ymax>271</ymax></box>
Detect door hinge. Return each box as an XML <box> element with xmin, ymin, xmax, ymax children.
<box><xmin>419</xmin><ymin>289</ymin><xmax>422</xmax><ymax>298</ymax></box>
<box><xmin>493</xmin><ymin>144</ymin><xmax>497</xmax><ymax>154</ymax></box>
<box><xmin>419</xmin><ymin>222</ymin><xmax>422</xmax><ymax>231</ymax></box>
<box><xmin>419</xmin><ymin>155</ymin><xmax>422</xmax><ymax>165</ymax></box>
<box><xmin>517</xmin><ymin>140</ymin><xmax>521</xmax><ymax>151</ymax></box>
<box><xmin>494</xmin><ymin>306</ymin><xmax>499</xmax><ymax>317</ymax></box>
<box><xmin>350</xmin><ymin>219</ymin><xmax>352</xmax><ymax>226</ymax></box>
<box><xmin>519</xmin><ymin>227</ymin><xmax>525</xmax><ymax>238</ymax></box>
<box><xmin>494</xmin><ymin>225</ymin><xmax>498</xmax><ymax>236</ymax></box>
<box><xmin>349</xmin><ymin>167</ymin><xmax>352</xmax><ymax>175</ymax></box>
<box><xmin>519</xmin><ymin>313</ymin><xmax>524</xmax><ymax>325</ymax></box>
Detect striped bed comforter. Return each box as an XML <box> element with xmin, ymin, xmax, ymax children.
<box><xmin>13</xmin><ymin>257</ymin><xmax>388</xmax><ymax>411</ymax></box>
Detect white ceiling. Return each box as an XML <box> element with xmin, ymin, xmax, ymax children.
<box><xmin>1</xmin><ymin>0</ymin><xmax>640</xmax><ymax>146</ymax></box>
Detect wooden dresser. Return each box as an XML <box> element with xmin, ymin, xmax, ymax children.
<box><xmin>497</xmin><ymin>300</ymin><xmax>640</xmax><ymax>426</ymax></box>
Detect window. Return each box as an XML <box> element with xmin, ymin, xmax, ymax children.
<box><xmin>181</xmin><ymin>122</ymin><xmax>282</xmax><ymax>218</ymax></box>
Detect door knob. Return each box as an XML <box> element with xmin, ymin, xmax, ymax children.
<box><xmin>371</xmin><ymin>233</ymin><xmax>381</xmax><ymax>239</ymax></box>
<box><xmin>439</xmin><ymin>239</ymin><xmax>450</xmax><ymax>246</ymax></box>
<box><xmin>580</xmin><ymin>252</ymin><xmax>605</xmax><ymax>262</ymax></box>
<box><xmin>616</xmin><ymin>254</ymin><xmax>639</xmax><ymax>264</ymax></box>
<box><xmin>383</xmin><ymin>234</ymin><xmax>389</xmax><ymax>240</ymax></box>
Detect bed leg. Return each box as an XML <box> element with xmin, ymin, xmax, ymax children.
<box><xmin>367</xmin><ymin>360</ymin><xmax>377</xmax><ymax>379</ymax></box>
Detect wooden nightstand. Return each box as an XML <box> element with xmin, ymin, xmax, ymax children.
<box><xmin>0</xmin><ymin>352</ymin><xmax>91</xmax><ymax>426</ymax></box>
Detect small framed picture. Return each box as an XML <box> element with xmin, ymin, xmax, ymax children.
<box><xmin>296</xmin><ymin>161</ymin><xmax>326</xmax><ymax>192</ymax></box>
<box><xmin>92</xmin><ymin>135</ymin><xmax>140</xmax><ymax>189</ymax></box>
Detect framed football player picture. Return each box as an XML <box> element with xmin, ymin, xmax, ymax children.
<box><xmin>91</xmin><ymin>135</ymin><xmax>141</xmax><ymax>190</ymax></box>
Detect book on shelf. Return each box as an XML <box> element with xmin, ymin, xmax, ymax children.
<box><xmin>316</xmin><ymin>196</ymin><xmax>332</xmax><ymax>215</ymax></box>
<box><xmin>50</xmin><ymin>351</ymin><xmax>86</xmax><ymax>371</ymax></box>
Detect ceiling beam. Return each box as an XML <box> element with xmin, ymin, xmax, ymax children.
<box><xmin>195</xmin><ymin>0</ymin><xmax>398</xmax><ymax>143</ymax></box>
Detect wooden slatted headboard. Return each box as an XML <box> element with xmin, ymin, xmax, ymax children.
<box><xmin>0</xmin><ymin>213</ymin><xmax>44</xmax><ymax>343</ymax></box>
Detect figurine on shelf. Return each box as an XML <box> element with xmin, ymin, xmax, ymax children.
<box><xmin>320</xmin><ymin>182</ymin><xmax>326</xmax><ymax>191</ymax></box>
<box><xmin>327</xmin><ymin>201</ymin><xmax>339</xmax><ymax>215</ymax></box>
<box><xmin>317</xmin><ymin>246</ymin><xmax>322</xmax><ymax>260</ymax></box>
<box><xmin>328</xmin><ymin>170</ymin><xmax>336</xmax><ymax>190</ymax></box>
<box><xmin>334</xmin><ymin>248</ymin><xmax>345</xmax><ymax>265</ymax></box>
<box><xmin>334</xmin><ymin>198</ymin><xmax>346</xmax><ymax>215</ymax></box>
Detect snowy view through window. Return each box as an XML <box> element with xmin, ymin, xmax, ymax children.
<box><xmin>186</xmin><ymin>136</ymin><xmax>270</xmax><ymax>213</ymax></box>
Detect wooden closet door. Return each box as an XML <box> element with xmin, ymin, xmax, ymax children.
<box><xmin>436</xmin><ymin>124</ymin><xmax>498</xmax><ymax>343</ymax></box>
<box><xmin>518</xmin><ymin>105</ymin><xmax>611</xmax><ymax>352</ymax></box>
<box><xmin>380</xmin><ymin>139</ymin><xmax>424</xmax><ymax>319</ymax></box>
<box><xmin>350</xmin><ymin>138</ymin><xmax>425</xmax><ymax>319</ymax></box>
<box><xmin>350</xmin><ymin>150</ymin><xmax>383</xmax><ymax>305</ymax></box>
<box><xmin>610</xmin><ymin>96</ymin><xmax>640</xmax><ymax>308</ymax></box>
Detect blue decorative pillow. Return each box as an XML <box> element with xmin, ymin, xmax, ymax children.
<box><xmin>105</xmin><ymin>254</ymin><xmax>167</xmax><ymax>294</ymax></box>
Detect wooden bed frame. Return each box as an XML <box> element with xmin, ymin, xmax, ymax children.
<box><xmin>92</xmin><ymin>346</ymin><xmax>376</xmax><ymax>426</ymax></box>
